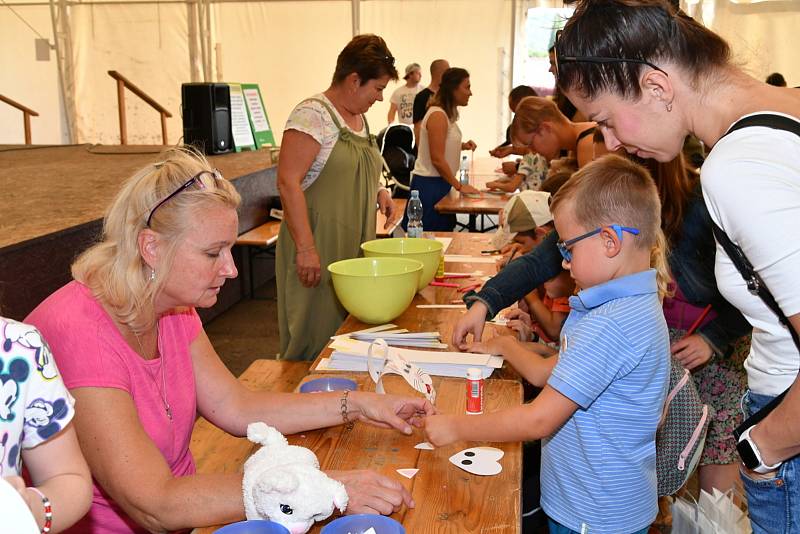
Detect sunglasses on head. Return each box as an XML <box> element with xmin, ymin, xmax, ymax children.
<box><xmin>145</xmin><ymin>169</ymin><xmax>222</xmax><ymax>228</ymax></box>
<box><xmin>553</xmin><ymin>29</ymin><xmax>668</xmax><ymax>81</ymax></box>
<box><xmin>556</xmin><ymin>224</ymin><xmax>640</xmax><ymax>263</ymax></box>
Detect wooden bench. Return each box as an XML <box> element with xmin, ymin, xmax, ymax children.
<box><xmin>235</xmin><ymin>220</ymin><xmax>281</xmax><ymax>298</ymax></box>
<box><xmin>236</xmin><ymin>199</ymin><xmax>406</xmax><ymax>298</ymax></box>
<box><xmin>190</xmin><ymin>359</ymin><xmax>311</xmax><ymax>478</ymax></box>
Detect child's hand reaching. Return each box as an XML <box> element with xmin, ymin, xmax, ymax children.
<box><xmin>465</xmin><ymin>335</ymin><xmax>514</xmax><ymax>356</ymax></box>
<box><xmin>423</xmin><ymin>414</ymin><xmax>461</xmax><ymax>447</ymax></box>
<box><xmin>504</xmin><ymin>308</ymin><xmax>533</xmax><ymax>342</ymax></box>
<box><xmin>671</xmin><ymin>334</ymin><xmax>714</xmax><ymax>370</ymax></box>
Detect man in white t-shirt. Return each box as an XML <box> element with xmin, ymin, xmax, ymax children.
<box><xmin>388</xmin><ymin>63</ymin><xmax>423</xmax><ymax>125</ymax></box>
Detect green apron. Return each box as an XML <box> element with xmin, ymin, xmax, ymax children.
<box><xmin>277</xmin><ymin>98</ymin><xmax>382</xmax><ymax>360</ymax></box>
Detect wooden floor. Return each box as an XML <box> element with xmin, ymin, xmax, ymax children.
<box><xmin>0</xmin><ymin>144</ymin><xmax>278</xmax><ymax>320</ymax></box>
<box><xmin>0</xmin><ymin>144</ymin><xmax>276</xmax><ymax>249</ymax></box>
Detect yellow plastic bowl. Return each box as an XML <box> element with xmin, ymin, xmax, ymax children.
<box><xmin>360</xmin><ymin>238</ymin><xmax>444</xmax><ymax>291</ymax></box>
<box><xmin>328</xmin><ymin>257</ymin><xmax>423</xmax><ymax>324</ymax></box>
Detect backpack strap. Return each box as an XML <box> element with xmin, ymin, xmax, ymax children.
<box><xmin>724</xmin><ymin>113</ymin><xmax>800</xmax><ymax>137</ymax></box>
<box><xmin>711</xmin><ymin>222</ymin><xmax>800</xmax><ymax>354</ymax></box>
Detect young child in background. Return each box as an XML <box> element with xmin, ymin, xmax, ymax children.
<box><xmin>425</xmin><ymin>154</ymin><xmax>671</xmax><ymax>534</ymax></box>
<box><xmin>500</xmin><ymin>191</ymin><xmax>574</xmax><ymax>344</ymax></box>
<box><xmin>486</xmin><ymin>150</ymin><xmax>549</xmax><ymax>193</ymax></box>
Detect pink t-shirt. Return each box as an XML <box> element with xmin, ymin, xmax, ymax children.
<box><xmin>26</xmin><ymin>281</ymin><xmax>201</xmax><ymax>533</ymax></box>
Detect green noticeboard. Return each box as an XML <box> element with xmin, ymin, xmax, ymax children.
<box><xmin>241</xmin><ymin>83</ymin><xmax>276</xmax><ymax>148</ymax></box>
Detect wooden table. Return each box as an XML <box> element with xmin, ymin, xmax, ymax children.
<box><xmin>312</xmin><ymin>232</ymin><xmax>518</xmax><ymax>379</ymax></box>
<box><xmin>191</xmin><ymin>363</ymin><xmax>522</xmax><ymax>533</ymax></box>
<box><xmin>434</xmin><ymin>157</ymin><xmax>513</xmax><ymax>232</ymax></box>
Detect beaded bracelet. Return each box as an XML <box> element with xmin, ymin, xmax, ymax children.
<box><xmin>340</xmin><ymin>390</ymin><xmax>355</xmax><ymax>431</ymax></box>
<box><xmin>27</xmin><ymin>487</ymin><xmax>52</xmax><ymax>534</ymax></box>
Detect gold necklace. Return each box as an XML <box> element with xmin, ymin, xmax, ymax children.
<box><xmin>133</xmin><ymin>324</ymin><xmax>172</xmax><ymax>421</ymax></box>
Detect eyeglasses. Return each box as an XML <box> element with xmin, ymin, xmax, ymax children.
<box><xmin>553</xmin><ymin>30</ymin><xmax>668</xmax><ymax>81</ymax></box>
<box><xmin>556</xmin><ymin>224</ymin><xmax>640</xmax><ymax>263</ymax></box>
<box><xmin>145</xmin><ymin>169</ymin><xmax>221</xmax><ymax>228</ymax></box>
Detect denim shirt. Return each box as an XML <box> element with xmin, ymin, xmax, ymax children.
<box><xmin>465</xmin><ymin>189</ymin><xmax>751</xmax><ymax>356</ymax></box>
<box><xmin>668</xmin><ymin>187</ymin><xmax>752</xmax><ymax>355</ymax></box>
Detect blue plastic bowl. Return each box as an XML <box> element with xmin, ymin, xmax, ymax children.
<box><xmin>215</xmin><ymin>519</ymin><xmax>290</xmax><ymax>534</ymax></box>
<box><xmin>321</xmin><ymin>514</ymin><xmax>405</xmax><ymax>534</ymax></box>
<box><xmin>299</xmin><ymin>377</ymin><xmax>358</xmax><ymax>394</ymax></box>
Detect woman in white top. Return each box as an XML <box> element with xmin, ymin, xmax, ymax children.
<box><xmin>403</xmin><ymin>67</ymin><xmax>479</xmax><ymax>232</ymax></box>
<box><xmin>556</xmin><ymin>1</ymin><xmax>800</xmax><ymax>531</ymax></box>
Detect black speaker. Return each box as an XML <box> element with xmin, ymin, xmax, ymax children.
<box><xmin>181</xmin><ymin>83</ymin><xmax>233</xmax><ymax>154</ymax></box>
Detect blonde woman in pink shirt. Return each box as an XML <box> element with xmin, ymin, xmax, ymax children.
<box><xmin>26</xmin><ymin>148</ymin><xmax>434</xmax><ymax>534</ymax></box>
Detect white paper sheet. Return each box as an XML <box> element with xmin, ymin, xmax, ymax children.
<box><xmin>322</xmin><ymin>354</ymin><xmax>499</xmax><ymax>378</ymax></box>
<box><xmin>228</xmin><ymin>84</ymin><xmax>256</xmax><ymax>149</ymax></box>
<box><xmin>435</xmin><ymin>237</ymin><xmax>453</xmax><ymax>252</ymax></box>
<box><xmin>444</xmin><ymin>254</ymin><xmax>500</xmax><ymax>264</ymax></box>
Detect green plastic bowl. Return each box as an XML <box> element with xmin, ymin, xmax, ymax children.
<box><xmin>328</xmin><ymin>257</ymin><xmax>423</xmax><ymax>324</ymax></box>
<box><xmin>360</xmin><ymin>238</ymin><xmax>444</xmax><ymax>291</ymax></box>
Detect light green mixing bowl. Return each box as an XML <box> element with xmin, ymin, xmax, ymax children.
<box><xmin>328</xmin><ymin>257</ymin><xmax>423</xmax><ymax>324</ymax></box>
<box><xmin>360</xmin><ymin>238</ymin><xmax>444</xmax><ymax>291</ymax></box>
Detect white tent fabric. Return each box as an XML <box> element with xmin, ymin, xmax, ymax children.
<box><xmin>1</xmin><ymin>0</ymin><xmax>799</xmax><ymax>147</ymax></box>
<box><xmin>72</xmin><ymin>2</ymin><xmax>191</xmax><ymax>145</ymax></box>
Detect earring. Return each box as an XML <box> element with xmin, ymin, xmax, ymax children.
<box><xmin>149</xmin><ymin>269</ymin><xmax>156</xmax><ymax>282</ymax></box>
<box><xmin>666</xmin><ymin>102</ymin><xmax>673</xmax><ymax>113</ymax></box>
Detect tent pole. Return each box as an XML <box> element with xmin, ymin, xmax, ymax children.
<box><xmin>351</xmin><ymin>0</ymin><xmax>359</xmax><ymax>36</ymax></box>
<box><xmin>49</xmin><ymin>0</ymin><xmax>77</xmax><ymax>143</ymax></box>
<box><xmin>510</xmin><ymin>0</ymin><xmax>517</xmax><ymax>86</ymax></box>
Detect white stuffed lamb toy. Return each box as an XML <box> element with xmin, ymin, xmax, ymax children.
<box><xmin>242</xmin><ymin>422</ymin><xmax>349</xmax><ymax>534</ymax></box>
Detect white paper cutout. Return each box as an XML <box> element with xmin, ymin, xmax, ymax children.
<box><xmin>367</xmin><ymin>339</ymin><xmax>436</xmax><ymax>403</ymax></box>
<box><xmin>449</xmin><ymin>447</ymin><xmax>504</xmax><ymax>476</ymax></box>
<box><xmin>0</xmin><ymin>478</ymin><xmax>39</xmax><ymax>534</ymax></box>
<box><xmin>397</xmin><ymin>468</ymin><xmax>419</xmax><ymax>479</ymax></box>
<box><xmin>415</xmin><ymin>442</ymin><xmax>435</xmax><ymax>450</ymax></box>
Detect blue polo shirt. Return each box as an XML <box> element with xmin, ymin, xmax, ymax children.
<box><xmin>541</xmin><ymin>269</ymin><xmax>670</xmax><ymax>534</ymax></box>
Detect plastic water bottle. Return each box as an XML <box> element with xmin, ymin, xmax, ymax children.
<box><xmin>459</xmin><ymin>154</ymin><xmax>470</xmax><ymax>186</ymax></box>
<box><xmin>406</xmin><ymin>190</ymin><xmax>424</xmax><ymax>238</ymax></box>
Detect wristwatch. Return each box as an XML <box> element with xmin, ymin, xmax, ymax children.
<box><xmin>737</xmin><ymin>425</ymin><xmax>783</xmax><ymax>474</ymax></box>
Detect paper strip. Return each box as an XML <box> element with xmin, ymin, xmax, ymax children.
<box><xmin>444</xmin><ymin>255</ymin><xmax>500</xmax><ymax>264</ymax></box>
<box><xmin>415</xmin><ymin>442</ymin><xmax>435</xmax><ymax>450</ymax></box>
<box><xmin>397</xmin><ymin>468</ymin><xmax>419</xmax><ymax>479</ymax></box>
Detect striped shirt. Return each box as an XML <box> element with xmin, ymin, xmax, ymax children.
<box><xmin>541</xmin><ymin>269</ymin><xmax>670</xmax><ymax>534</ymax></box>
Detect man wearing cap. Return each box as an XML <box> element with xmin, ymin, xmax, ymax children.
<box><xmin>388</xmin><ymin>63</ymin><xmax>423</xmax><ymax>124</ymax></box>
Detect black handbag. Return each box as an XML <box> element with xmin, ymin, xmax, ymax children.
<box><xmin>710</xmin><ymin>113</ymin><xmax>800</xmax><ymax>440</ymax></box>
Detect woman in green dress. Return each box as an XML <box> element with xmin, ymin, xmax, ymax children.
<box><xmin>277</xmin><ymin>34</ymin><xmax>398</xmax><ymax>360</ymax></box>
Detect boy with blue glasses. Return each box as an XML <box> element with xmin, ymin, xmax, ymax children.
<box><xmin>424</xmin><ymin>154</ymin><xmax>671</xmax><ymax>534</ymax></box>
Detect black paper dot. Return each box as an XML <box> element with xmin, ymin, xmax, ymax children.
<box><xmin>464</xmin><ymin>451</ymin><xmax>476</xmax><ymax>457</ymax></box>
<box><xmin>461</xmin><ymin>459</ymin><xmax>473</xmax><ymax>465</ymax></box>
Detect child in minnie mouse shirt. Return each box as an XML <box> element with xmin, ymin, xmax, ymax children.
<box><xmin>1</xmin><ymin>316</ymin><xmax>91</xmax><ymax>532</ymax></box>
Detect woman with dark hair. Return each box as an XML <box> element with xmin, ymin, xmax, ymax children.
<box><xmin>277</xmin><ymin>34</ymin><xmax>399</xmax><ymax>360</ymax></box>
<box><xmin>553</xmin><ymin>2</ymin><xmax>800</xmax><ymax>530</ymax></box>
<box><xmin>402</xmin><ymin>67</ymin><xmax>479</xmax><ymax>232</ymax></box>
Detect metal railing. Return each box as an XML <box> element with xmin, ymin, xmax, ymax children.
<box><xmin>0</xmin><ymin>94</ymin><xmax>39</xmax><ymax>144</ymax></box>
<box><xmin>108</xmin><ymin>70</ymin><xmax>173</xmax><ymax>144</ymax></box>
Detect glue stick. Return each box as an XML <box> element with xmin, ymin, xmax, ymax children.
<box><xmin>465</xmin><ymin>367</ymin><xmax>484</xmax><ymax>415</ymax></box>
<box><xmin>435</xmin><ymin>251</ymin><xmax>445</xmax><ymax>281</ymax></box>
